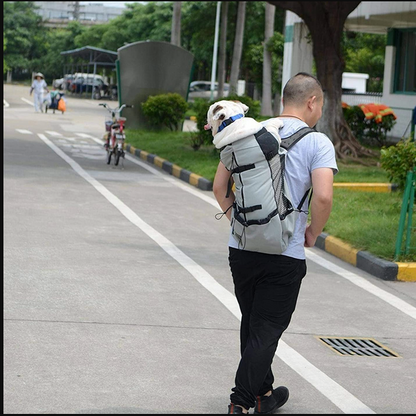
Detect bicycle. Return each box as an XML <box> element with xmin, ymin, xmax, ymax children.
<box><xmin>99</xmin><ymin>103</ymin><xmax>133</xmax><ymax>167</ymax></box>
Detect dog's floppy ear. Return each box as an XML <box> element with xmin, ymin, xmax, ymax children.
<box><xmin>234</xmin><ymin>100</ymin><xmax>249</xmax><ymax>115</ymax></box>
<box><xmin>212</xmin><ymin>104</ymin><xmax>227</xmax><ymax>121</ymax></box>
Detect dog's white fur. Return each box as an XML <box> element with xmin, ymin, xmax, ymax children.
<box><xmin>205</xmin><ymin>100</ymin><xmax>283</xmax><ymax>149</ymax></box>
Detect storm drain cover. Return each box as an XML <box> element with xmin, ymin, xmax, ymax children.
<box><xmin>317</xmin><ymin>336</ymin><xmax>400</xmax><ymax>357</ymax></box>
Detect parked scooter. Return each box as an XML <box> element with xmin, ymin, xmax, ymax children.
<box><xmin>99</xmin><ymin>103</ymin><xmax>133</xmax><ymax>167</ymax></box>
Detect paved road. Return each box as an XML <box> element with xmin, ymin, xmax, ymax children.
<box><xmin>4</xmin><ymin>84</ymin><xmax>416</xmax><ymax>414</ymax></box>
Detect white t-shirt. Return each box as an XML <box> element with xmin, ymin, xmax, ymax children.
<box><xmin>228</xmin><ymin>117</ymin><xmax>338</xmax><ymax>260</ymax></box>
<box><xmin>31</xmin><ymin>79</ymin><xmax>47</xmax><ymax>94</ymax></box>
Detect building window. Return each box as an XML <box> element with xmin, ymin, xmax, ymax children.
<box><xmin>394</xmin><ymin>29</ymin><xmax>416</xmax><ymax>94</ymax></box>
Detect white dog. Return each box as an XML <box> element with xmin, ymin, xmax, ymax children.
<box><xmin>205</xmin><ymin>100</ymin><xmax>283</xmax><ymax>149</ymax></box>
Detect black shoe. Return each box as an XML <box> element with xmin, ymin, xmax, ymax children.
<box><xmin>254</xmin><ymin>386</ymin><xmax>289</xmax><ymax>414</ymax></box>
<box><xmin>228</xmin><ymin>403</ymin><xmax>245</xmax><ymax>414</ymax></box>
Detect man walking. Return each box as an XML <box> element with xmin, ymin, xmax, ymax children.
<box><xmin>212</xmin><ymin>72</ymin><xmax>338</xmax><ymax>414</ymax></box>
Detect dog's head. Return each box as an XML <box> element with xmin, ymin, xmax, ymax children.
<box><xmin>204</xmin><ymin>100</ymin><xmax>249</xmax><ymax>136</ymax></box>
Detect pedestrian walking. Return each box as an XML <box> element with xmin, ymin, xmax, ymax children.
<box><xmin>30</xmin><ymin>72</ymin><xmax>49</xmax><ymax>113</ymax></box>
<box><xmin>211</xmin><ymin>72</ymin><xmax>338</xmax><ymax>414</ymax></box>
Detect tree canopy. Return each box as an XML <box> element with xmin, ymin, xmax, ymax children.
<box><xmin>4</xmin><ymin>0</ymin><xmax>388</xmax><ymax>158</ymax></box>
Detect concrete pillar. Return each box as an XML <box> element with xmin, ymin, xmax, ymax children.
<box><xmin>281</xmin><ymin>11</ymin><xmax>313</xmax><ymax>97</ymax></box>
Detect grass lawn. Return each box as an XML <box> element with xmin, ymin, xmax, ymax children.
<box><xmin>324</xmin><ymin>189</ymin><xmax>415</xmax><ymax>262</ymax></box>
<box><xmin>125</xmin><ymin>128</ymin><xmax>414</xmax><ymax>262</ymax></box>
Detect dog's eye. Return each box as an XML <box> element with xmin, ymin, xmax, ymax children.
<box><xmin>219</xmin><ymin>114</ymin><xmax>225</xmax><ymax>120</ymax></box>
<box><xmin>213</xmin><ymin>105</ymin><xmax>223</xmax><ymax>115</ymax></box>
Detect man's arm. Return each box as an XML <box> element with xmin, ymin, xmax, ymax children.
<box><xmin>213</xmin><ymin>161</ymin><xmax>235</xmax><ymax>221</ymax></box>
<box><xmin>305</xmin><ymin>167</ymin><xmax>334</xmax><ymax>247</ymax></box>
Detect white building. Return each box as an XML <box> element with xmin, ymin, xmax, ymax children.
<box><xmin>33</xmin><ymin>1</ymin><xmax>126</xmax><ymax>27</ymax></box>
<box><xmin>281</xmin><ymin>1</ymin><xmax>416</xmax><ymax>141</ymax></box>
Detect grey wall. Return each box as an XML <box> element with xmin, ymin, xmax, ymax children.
<box><xmin>117</xmin><ymin>40</ymin><xmax>194</xmax><ymax>129</ymax></box>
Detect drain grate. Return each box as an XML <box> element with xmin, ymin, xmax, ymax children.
<box><xmin>317</xmin><ymin>336</ymin><xmax>400</xmax><ymax>357</ymax></box>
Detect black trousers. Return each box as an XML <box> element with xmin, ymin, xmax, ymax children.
<box><xmin>228</xmin><ymin>247</ymin><xmax>307</xmax><ymax>410</ymax></box>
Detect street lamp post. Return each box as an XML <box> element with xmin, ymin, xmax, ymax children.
<box><xmin>210</xmin><ymin>1</ymin><xmax>221</xmax><ymax>102</ymax></box>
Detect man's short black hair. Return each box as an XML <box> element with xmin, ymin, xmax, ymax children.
<box><xmin>282</xmin><ymin>72</ymin><xmax>323</xmax><ymax>107</ymax></box>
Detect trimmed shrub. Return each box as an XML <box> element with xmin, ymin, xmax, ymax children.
<box><xmin>380</xmin><ymin>137</ymin><xmax>416</xmax><ymax>190</ymax></box>
<box><xmin>141</xmin><ymin>93</ymin><xmax>188</xmax><ymax>131</ymax></box>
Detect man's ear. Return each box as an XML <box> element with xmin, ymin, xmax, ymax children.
<box><xmin>307</xmin><ymin>95</ymin><xmax>316</xmax><ymax>111</ymax></box>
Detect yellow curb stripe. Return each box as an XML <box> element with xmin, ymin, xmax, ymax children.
<box><xmin>140</xmin><ymin>150</ymin><xmax>149</xmax><ymax>160</ymax></box>
<box><xmin>190</xmin><ymin>116</ymin><xmax>197</xmax><ymax>122</ymax></box>
<box><xmin>396</xmin><ymin>263</ymin><xmax>416</xmax><ymax>282</ymax></box>
<box><xmin>333</xmin><ymin>183</ymin><xmax>391</xmax><ymax>193</ymax></box>
<box><xmin>189</xmin><ymin>173</ymin><xmax>201</xmax><ymax>186</ymax></box>
<box><xmin>154</xmin><ymin>156</ymin><xmax>165</xmax><ymax>168</ymax></box>
<box><xmin>325</xmin><ymin>236</ymin><xmax>358</xmax><ymax>266</ymax></box>
<box><xmin>129</xmin><ymin>146</ymin><xmax>136</xmax><ymax>154</ymax></box>
<box><xmin>172</xmin><ymin>164</ymin><xmax>182</xmax><ymax>178</ymax></box>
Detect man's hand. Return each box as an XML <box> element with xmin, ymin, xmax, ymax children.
<box><xmin>304</xmin><ymin>224</ymin><xmax>318</xmax><ymax>247</ymax></box>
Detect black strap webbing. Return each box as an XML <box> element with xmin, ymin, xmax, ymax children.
<box><xmin>254</xmin><ymin>127</ymin><xmax>268</xmax><ymax>139</ymax></box>
<box><xmin>297</xmin><ymin>188</ymin><xmax>312</xmax><ymax>211</ymax></box>
<box><xmin>225</xmin><ymin>177</ymin><xmax>233</xmax><ymax>198</ymax></box>
<box><xmin>238</xmin><ymin>204</ymin><xmax>262</xmax><ymax>214</ymax></box>
<box><xmin>280</xmin><ymin>127</ymin><xmax>316</xmax><ymax>150</ymax></box>
<box><xmin>231</xmin><ymin>163</ymin><xmax>255</xmax><ymax>174</ymax></box>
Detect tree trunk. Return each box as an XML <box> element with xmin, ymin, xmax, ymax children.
<box><xmin>267</xmin><ymin>1</ymin><xmax>375</xmax><ymax>159</ymax></box>
<box><xmin>171</xmin><ymin>1</ymin><xmax>181</xmax><ymax>47</ymax></box>
<box><xmin>229</xmin><ymin>1</ymin><xmax>246</xmax><ymax>95</ymax></box>
<box><xmin>261</xmin><ymin>2</ymin><xmax>275</xmax><ymax>116</ymax></box>
<box><xmin>273</xmin><ymin>90</ymin><xmax>281</xmax><ymax>116</ymax></box>
<box><xmin>217</xmin><ymin>1</ymin><xmax>229</xmax><ymax>98</ymax></box>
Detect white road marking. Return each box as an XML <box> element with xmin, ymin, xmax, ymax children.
<box><xmin>75</xmin><ymin>133</ymin><xmax>100</xmax><ymax>139</ymax></box>
<box><xmin>16</xmin><ymin>129</ymin><xmax>33</xmax><ymax>134</ymax></box>
<box><xmin>45</xmin><ymin>131</ymin><xmax>63</xmax><ymax>136</ymax></box>
<box><xmin>37</xmin><ymin>132</ymin><xmax>375</xmax><ymax>414</ymax></box>
<box><xmin>71</xmin><ymin>144</ymin><xmax>100</xmax><ymax>149</ymax></box>
<box><xmin>21</xmin><ymin>97</ymin><xmax>34</xmax><ymax>106</ymax></box>
<box><xmin>4</xmin><ymin>99</ymin><xmax>10</xmax><ymax>108</ymax></box>
<box><xmin>306</xmin><ymin>250</ymin><xmax>416</xmax><ymax>320</ymax></box>
<box><xmin>79</xmin><ymin>133</ymin><xmax>221</xmax><ymax>209</ymax></box>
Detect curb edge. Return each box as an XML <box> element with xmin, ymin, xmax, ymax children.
<box><xmin>316</xmin><ymin>234</ymin><xmax>415</xmax><ymax>282</ymax></box>
<box><xmin>126</xmin><ymin>144</ymin><xmax>213</xmax><ymax>191</ymax></box>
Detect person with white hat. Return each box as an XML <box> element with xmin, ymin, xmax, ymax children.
<box><xmin>30</xmin><ymin>72</ymin><xmax>49</xmax><ymax>113</ymax></box>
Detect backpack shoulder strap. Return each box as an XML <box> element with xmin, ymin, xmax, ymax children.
<box><xmin>280</xmin><ymin>126</ymin><xmax>316</xmax><ymax>211</ymax></box>
<box><xmin>280</xmin><ymin>127</ymin><xmax>316</xmax><ymax>150</ymax></box>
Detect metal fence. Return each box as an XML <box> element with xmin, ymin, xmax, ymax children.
<box><xmin>341</xmin><ymin>92</ymin><xmax>383</xmax><ymax>106</ymax></box>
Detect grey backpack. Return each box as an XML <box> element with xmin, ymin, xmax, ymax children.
<box><xmin>219</xmin><ymin>126</ymin><xmax>314</xmax><ymax>255</ymax></box>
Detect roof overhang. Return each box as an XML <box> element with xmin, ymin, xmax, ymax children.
<box><xmin>60</xmin><ymin>46</ymin><xmax>118</xmax><ymax>66</ymax></box>
<box><xmin>345</xmin><ymin>1</ymin><xmax>416</xmax><ymax>34</ymax></box>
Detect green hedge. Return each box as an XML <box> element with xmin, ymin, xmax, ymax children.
<box><xmin>141</xmin><ymin>93</ymin><xmax>188</xmax><ymax>131</ymax></box>
<box><xmin>380</xmin><ymin>137</ymin><xmax>416</xmax><ymax>190</ymax></box>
